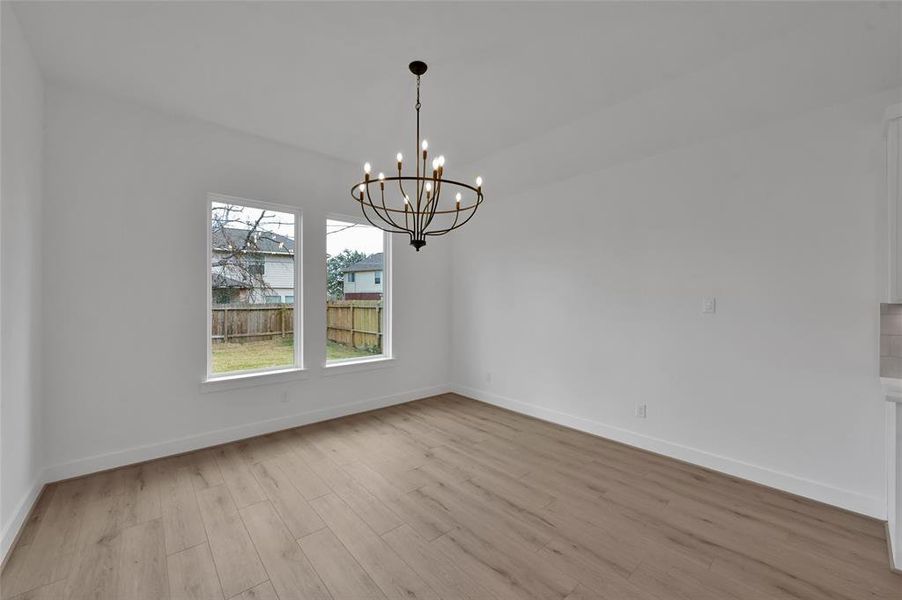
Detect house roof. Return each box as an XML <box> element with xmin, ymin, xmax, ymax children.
<box><xmin>212</xmin><ymin>273</ymin><xmax>251</xmax><ymax>289</ymax></box>
<box><xmin>343</xmin><ymin>253</ymin><xmax>384</xmax><ymax>273</ymax></box>
<box><xmin>212</xmin><ymin>226</ymin><xmax>294</xmax><ymax>254</ymax></box>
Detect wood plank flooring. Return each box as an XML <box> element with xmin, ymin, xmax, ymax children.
<box><xmin>3</xmin><ymin>393</ymin><xmax>900</xmax><ymax>599</ymax></box>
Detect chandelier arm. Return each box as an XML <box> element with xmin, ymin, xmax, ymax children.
<box><xmin>356</xmin><ymin>197</ymin><xmax>408</xmax><ymax>235</ymax></box>
<box><xmin>416</xmin><ymin>157</ymin><xmax>429</xmax><ymax>236</ymax></box>
<box><xmin>423</xmin><ymin>172</ymin><xmax>444</xmax><ymax>230</ymax></box>
<box><xmin>426</xmin><ymin>201</ymin><xmax>460</xmax><ymax>235</ymax></box>
<box><xmin>421</xmin><ymin>164</ymin><xmax>441</xmax><ymax>235</ymax></box>
<box><xmin>362</xmin><ymin>185</ymin><xmax>409</xmax><ymax>233</ymax></box>
<box><xmin>367</xmin><ymin>184</ymin><xmax>407</xmax><ymax>231</ymax></box>
<box><xmin>425</xmin><ymin>209</ymin><xmax>476</xmax><ymax>236</ymax></box>
<box><xmin>424</xmin><ymin>199</ymin><xmax>443</xmax><ymax>231</ymax></box>
<box><xmin>396</xmin><ymin>165</ymin><xmax>410</xmax><ymax>206</ymax></box>
<box><xmin>425</xmin><ymin>195</ymin><xmax>483</xmax><ymax>236</ymax></box>
<box><xmin>394</xmin><ymin>169</ymin><xmax>417</xmax><ymax>240</ymax></box>
<box><xmin>378</xmin><ymin>185</ymin><xmax>407</xmax><ymax>231</ymax></box>
<box><xmin>421</xmin><ymin>185</ymin><xmax>439</xmax><ymax>230</ymax></box>
<box><xmin>358</xmin><ymin>197</ymin><xmax>408</xmax><ymax>235</ymax></box>
<box><xmin>422</xmin><ymin>169</ymin><xmax>446</xmax><ymax>231</ymax></box>
<box><xmin>420</xmin><ymin>193</ymin><xmax>430</xmax><ymax>242</ymax></box>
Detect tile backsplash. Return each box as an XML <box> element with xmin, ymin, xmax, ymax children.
<box><xmin>881</xmin><ymin>304</ymin><xmax>902</xmax><ymax>377</ymax></box>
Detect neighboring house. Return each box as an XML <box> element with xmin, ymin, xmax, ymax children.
<box><xmin>211</xmin><ymin>273</ymin><xmax>251</xmax><ymax>304</ymax></box>
<box><xmin>211</xmin><ymin>227</ymin><xmax>295</xmax><ymax>304</ymax></box>
<box><xmin>343</xmin><ymin>253</ymin><xmax>383</xmax><ymax>300</ymax></box>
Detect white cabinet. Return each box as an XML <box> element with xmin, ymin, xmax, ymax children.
<box><xmin>888</xmin><ymin>104</ymin><xmax>902</xmax><ymax>303</ymax></box>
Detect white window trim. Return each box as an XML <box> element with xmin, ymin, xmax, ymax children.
<box><xmin>321</xmin><ymin>355</ymin><xmax>398</xmax><ymax>377</ymax></box>
<box><xmin>200</xmin><ymin>366</ymin><xmax>308</xmax><ymax>393</ymax></box>
<box><xmin>325</xmin><ymin>212</ymin><xmax>393</xmax><ymax>368</ymax></box>
<box><xmin>205</xmin><ymin>193</ymin><xmax>304</xmax><ymax>384</ymax></box>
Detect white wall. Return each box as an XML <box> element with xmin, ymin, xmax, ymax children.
<box><xmin>1</xmin><ymin>6</ymin><xmax>45</xmax><ymax>557</ymax></box>
<box><xmin>40</xmin><ymin>82</ymin><xmax>451</xmax><ymax>478</ymax></box>
<box><xmin>451</xmin><ymin>88</ymin><xmax>900</xmax><ymax>518</ymax></box>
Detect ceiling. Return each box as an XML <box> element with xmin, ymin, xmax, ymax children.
<box><xmin>11</xmin><ymin>1</ymin><xmax>902</xmax><ymax>177</ymax></box>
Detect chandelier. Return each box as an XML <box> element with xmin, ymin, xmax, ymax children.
<box><xmin>351</xmin><ymin>61</ymin><xmax>483</xmax><ymax>251</ymax></box>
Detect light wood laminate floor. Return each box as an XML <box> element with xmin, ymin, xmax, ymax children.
<box><xmin>2</xmin><ymin>394</ymin><xmax>900</xmax><ymax>599</ymax></box>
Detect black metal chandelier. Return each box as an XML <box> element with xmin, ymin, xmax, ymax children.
<box><xmin>351</xmin><ymin>60</ymin><xmax>483</xmax><ymax>251</ymax></box>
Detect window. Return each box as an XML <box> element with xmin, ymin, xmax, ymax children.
<box><xmin>208</xmin><ymin>195</ymin><xmax>300</xmax><ymax>378</ymax></box>
<box><xmin>326</xmin><ymin>218</ymin><xmax>390</xmax><ymax>363</ymax></box>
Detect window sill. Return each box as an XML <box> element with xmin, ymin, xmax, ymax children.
<box><xmin>320</xmin><ymin>356</ymin><xmax>397</xmax><ymax>377</ymax></box>
<box><xmin>201</xmin><ymin>367</ymin><xmax>308</xmax><ymax>393</ymax></box>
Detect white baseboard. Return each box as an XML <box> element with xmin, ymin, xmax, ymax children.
<box><xmin>43</xmin><ymin>383</ymin><xmax>450</xmax><ymax>483</ymax></box>
<box><xmin>452</xmin><ymin>384</ymin><xmax>885</xmax><ymax>519</ymax></box>
<box><xmin>1</xmin><ymin>477</ymin><xmax>44</xmax><ymax>566</ymax></box>
<box><xmin>888</xmin><ymin>524</ymin><xmax>901</xmax><ymax>573</ymax></box>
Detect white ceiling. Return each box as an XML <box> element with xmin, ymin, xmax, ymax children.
<box><xmin>11</xmin><ymin>1</ymin><xmax>902</xmax><ymax>177</ymax></box>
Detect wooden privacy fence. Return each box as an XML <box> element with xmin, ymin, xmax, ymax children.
<box><xmin>212</xmin><ymin>304</ymin><xmax>293</xmax><ymax>343</ymax></box>
<box><xmin>212</xmin><ymin>300</ymin><xmax>383</xmax><ymax>349</ymax></box>
<box><xmin>326</xmin><ymin>300</ymin><xmax>383</xmax><ymax>350</ymax></box>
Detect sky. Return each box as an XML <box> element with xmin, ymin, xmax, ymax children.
<box><xmin>212</xmin><ymin>202</ymin><xmax>383</xmax><ymax>257</ymax></box>
<box><xmin>327</xmin><ymin>219</ymin><xmax>383</xmax><ymax>256</ymax></box>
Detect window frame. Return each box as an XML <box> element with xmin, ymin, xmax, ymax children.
<box><xmin>324</xmin><ymin>212</ymin><xmax>393</xmax><ymax>368</ymax></box>
<box><xmin>205</xmin><ymin>193</ymin><xmax>303</xmax><ymax>382</ymax></box>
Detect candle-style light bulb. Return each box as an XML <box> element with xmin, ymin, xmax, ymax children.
<box><xmin>396</xmin><ymin>152</ymin><xmax>403</xmax><ymax>166</ymax></box>
<box><xmin>358</xmin><ymin>184</ymin><xmax>366</xmax><ymax>198</ymax></box>
<box><xmin>378</xmin><ymin>172</ymin><xmax>385</xmax><ymax>181</ymax></box>
<box><xmin>425</xmin><ymin>182</ymin><xmax>433</xmax><ymax>193</ymax></box>
<box><xmin>404</xmin><ymin>195</ymin><xmax>409</xmax><ymax>204</ymax></box>
<box><xmin>438</xmin><ymin>155</ymin><xmax>445</xmax><ymax>167</ymax></box>
<box><xmin>475</xmin><ymin>176</ymin><xmax>483</xmax><ymax>188</ymax></box>
<box><xmin>455</xmin><ymin>192</ymin><xmax>462</xmax><ymax>204</ymax></box>
<box><xmin>421</xmin><ymin>139</ymin><xmax>428</xmax><ymax>151</ymax></box>
<box><xmin>432</xmin><ymin>158</ymin><xmax>439</xmax><ymax>171</ymax></box>
<box><xmin>364</xmin><ymin>162</ymin><xmax>371</xmax><ymax>175</ymax></box>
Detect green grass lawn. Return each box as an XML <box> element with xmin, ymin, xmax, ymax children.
<box><xmin>211</xmin><ymin>337</ymin><xmax>378</xmax><ymax>373</ymax></box>
<box><xmin>325</xmin><ymin>340</ymin><xmax>379</xmax><ymax>361</ymax></box>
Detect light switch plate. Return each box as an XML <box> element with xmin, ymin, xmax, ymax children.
<box><xmin>702</xmin><ymin>296</ymin><xmax>716</xmax><ymax>314</ymax></box>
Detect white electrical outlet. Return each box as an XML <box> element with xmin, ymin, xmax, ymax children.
<box><xmin>635</xmin><ymin>404</ymin><xmax>647</xmax><ymax>418</ymax></box>
<box><xmin>702</xmin><ymin>296</ymin><xmax>716</xmax><ymax>314</ymax></box>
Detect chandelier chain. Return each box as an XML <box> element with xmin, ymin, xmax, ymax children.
<box><xmin>416</xmin><ymin>75</ymin><xmax>421</xmax><ymax>111</ymax></box>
